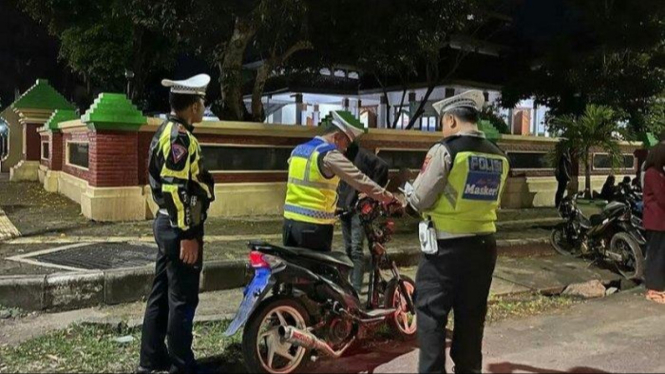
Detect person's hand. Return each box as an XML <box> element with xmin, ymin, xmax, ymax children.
<box><xmin>381</xmin><ymin>191</ymin><xmax>395</xmax><ymax>204</ymax></box>
<box><xmin>180</xmin><ymin>239</ymin><xmax>199</xmax><ymax>265</ymax></box>
<box><xmin>393</xmin><ymin>193</ymin><xmax>408</xmax><ymax>208</ymax></box>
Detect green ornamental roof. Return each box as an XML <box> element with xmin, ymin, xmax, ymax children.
<box><xmin>81</xmin><ymin>93</ymin><xmax>146</xmax><ymax>131</ymax></box>
<box><xmin>478</xmin><ymin>120</ymin><xmax>500</xmax><ymax>141</ymax></box>
<box><xmin>44</xmin><ymin>109</ymin><xmax>78</xmax><ymax>131</ymax></box>
<box><xmin>12</xmin><ymin>79</ymin><xmax>74</xmax><ymax>111</ymax></box>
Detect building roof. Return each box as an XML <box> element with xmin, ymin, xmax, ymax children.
<box><xmin>12</xmin><ymin>79</ymin><xmax>74</xmax><ymax>111</ymax></box>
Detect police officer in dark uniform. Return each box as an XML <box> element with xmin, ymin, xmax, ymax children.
<box><xmin>405</xmin><ymin>90</ymin><xmax>509</xmax><ymax>373</ymax></box>
<box><xmin>139</xmin><ymin>74</ymin><xmax>215</xmax><ymax>374</ymax></box>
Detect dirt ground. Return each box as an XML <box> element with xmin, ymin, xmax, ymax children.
<box><xmin>0</xmin><ymin>180</ymin><xmax>558</xmax><ymax>274</ymax></box>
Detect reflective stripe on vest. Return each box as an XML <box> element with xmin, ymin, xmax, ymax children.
<box><xmin>284</xmin><ymin>138</ymin><xmax>340</xmax><ymax>224</ymax></box>
<box><xmin>425</xmin><ymin>151</ymin><xmax>509</xmax><ymax>234</ymax></box>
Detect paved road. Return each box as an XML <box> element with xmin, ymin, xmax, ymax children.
<box><xmin>314</xmin><ymin>288</ymin><xmax>665</xmax><ymax>373</ymax></box>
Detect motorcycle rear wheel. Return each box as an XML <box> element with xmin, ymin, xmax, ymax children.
<box><xmin>242</xmin><ymin>297</ymin><xmax>311</xmax><ymax>374</ymax></box>
<box><xmin>610</xmin><ymin>232</ymin><xmax>645</xmax><ymax>281</ymax></box>
<box><xmin>384</xmin><ymin>276</ymin><xmax>417</xmax><ymax>340</ymax></box>
<box><xmin>550</xmin><ymin>223</ymin><xmax>582</xmax><ymax>257</ymax></box>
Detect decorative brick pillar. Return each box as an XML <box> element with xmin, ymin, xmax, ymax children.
<box><xmin>38</xmin><ymin>109</ymin><xmax>78</xmax><ymax>191</ymax></box>
<box><xmin>78</xmin><ymin>93</ymin><xmax>147</xmax><ymax>221</ymax></box>
<box><xmin>9</xmin><ymin>79</ymin><xmax>74</xmax><ymax>181</ymax></box>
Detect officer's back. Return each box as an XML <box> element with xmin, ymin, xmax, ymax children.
<box><xmin>405</xmin><ymin>90</ymin><xmax>509</xmax><ymax>374</ymax></box>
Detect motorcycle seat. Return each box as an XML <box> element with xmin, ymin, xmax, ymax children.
<box><xmin>578</xmin><ymin>215</ymin><xmax>593</xmax><ymax>229</ymax></box>
<box><xmin>292</xmin><ymin>248</ymin><xmax>354</xmax><ymax>268</ymax></box>
<box><xmin>589</xmin><ymin>214</ymin><xmax>605</xmax><ymax>226</ymax></box>
<box><xmin>250</xmin><ymin>241</ymin><xmax>353</xmax><ymax>268</ymax></box>
<box><xmin>603</xmin><ymin>201</ymin><xmax>627</xmax><ymax>217</ymax></box>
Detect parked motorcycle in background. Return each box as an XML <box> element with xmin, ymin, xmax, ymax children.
<box><xmin>224</xmin><ymin>197</ymin><xmax>416</xmax><ymax>374</ymax></box>
<box><xmin>550</xmin><ymin>193</ymin><xmax>646</xmax><ymax>280</ymax></box>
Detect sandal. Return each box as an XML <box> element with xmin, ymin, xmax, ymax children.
<box><xmin>646</xmin><ymin>289</ymin><xmax>665</xmax><ymax>304</ymax></box>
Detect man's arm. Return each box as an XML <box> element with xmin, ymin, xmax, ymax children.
<box><xmin>407</xmin><ymin>143</ymin><xmax>452</xmax><ymax>212</ymax></box>
<box><xmin>323</xmin><ymin>150</ymin><xmax>393</xmax><ymax>202</ymax></box>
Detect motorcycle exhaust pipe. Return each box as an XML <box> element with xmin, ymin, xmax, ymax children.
<box><xmin>278</xmin><ymin>326</ymin><xmax>354</xmax><ymax>358</ymax></box>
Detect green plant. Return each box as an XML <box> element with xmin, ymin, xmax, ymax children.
<box><xmin>548</xmin><ymin>104</ymin><xmax>623</xmax><ymax>198</ymax></box>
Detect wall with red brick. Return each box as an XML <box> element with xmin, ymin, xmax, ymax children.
<box><xmin>138</xmin><ymin>132</ymin><xmax>153</xmax><ymax>186</ymax></box>
<box><xmin>62</xmin><ymin>131</ymin><xmax>93</xmax><ymax>182</ymax></box>
<box><xmin>50</xmin><ymin>133</ymin><xmax>63</xmax><ymax>171</ymax></box>
<box><xmin>89</xmin><ymin>131</ymin><xmax>139</xmax><ymax>187</ymax></box>
<box><xmin>24</xmin><ymin>123</ymin><xmax>42</xmax><ymax>161</ymax></box>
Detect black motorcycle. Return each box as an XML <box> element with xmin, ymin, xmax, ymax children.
<box><xmin>224</xmin><ymin>198</ymin><xmax>416</xmax><ymax>374</ymax></box>
<box><xmin>551</xmin><ymin>194</ymin><xmax>646</xmax><ymax>280</ymax></box>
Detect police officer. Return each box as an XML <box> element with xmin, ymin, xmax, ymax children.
<box><xmin>283</xmin><ymin>110</ymin><xmax>395</xmax><ymax>252</ymax></box>
<box><xmin>405</xmin><ymin>90</ymin><xmax>509</xmax><ymax>373</ymax></box>
<box><xmin>139</xmin><ymin>74</ymin><xmax>215</xmax><ymax>374</ymax></box>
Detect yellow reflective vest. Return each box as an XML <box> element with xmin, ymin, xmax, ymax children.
<box><xmin>424</xmin><ymin>135</ymin><xmax>509</xmax><ymax>234</ymax></box>
<box><xmin>284</xmin><ymin>138</ymin><xmax>340</xmax><ymax>225</ymax></box>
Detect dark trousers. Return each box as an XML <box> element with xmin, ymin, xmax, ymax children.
<box><xmin>140</xmin><ymin>214</ymin><xmax>203</xmax><ymax>374</ymax></box>
<box><xmin>645</xmin><ymin>230</ymin><xmax>665</xmax><ymax>292</ymax></box>
<box><xmin>341</xmin><ymin>212</ymin><xmax>365</xmax><ymax>291</ymax></box>
<box><xmin>283</xmin><ymin>218</ymin><xmax>334</xmax><ymax>252</ymax></box>
<box><xmin>555</xmin><ymin>179</ymin><xmax>569</xmax><ymax>208</ymax></box>
<box><xmin>415</xmin><ymin>235</ymin><xmax>497</xmax><ymax>374</ymax></box>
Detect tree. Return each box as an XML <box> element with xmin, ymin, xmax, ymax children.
<box><xmin>549</xmin><ymin>104</ymin><xmax>623</xmax><ymax>198</ymax></box>
<box><xmin>151</xmin><ymin>0</ymin><xmax>312</xmax><ymax>121</ymax></box>
<box><xmin>501</xmin><ymin>0</ymin><xmax>665</xmax><ymax>132</ymax></box>
<box><xmin>305</xmin><ymin>0</ymin><xmax>503</xmax><ymax>130</ymax></box>
<box><xmin>19</xmin><ymin>0</ymin><xmax>177</xmax><ymax>107</ymax></box>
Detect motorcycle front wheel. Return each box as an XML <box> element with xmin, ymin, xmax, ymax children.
<box><xmin>242</xmin><ymin>297</ymin><xmax>311</xmax><ymax>374</ymax></box>
<box><xmin>385</xmin><ymin>276</ymin><xmax>417</xmax><ymax>340</ymax></box>
<box><xmin>550</xmin><ymin>223</ymin><xmax>582</xmax><ymax>257</ymax></box>
<box><xmin>610</xmin><ymin>232</ymin><xmax>645</xmax><ymax>281</ymax></box>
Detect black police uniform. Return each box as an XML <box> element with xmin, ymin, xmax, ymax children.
<box><xmin>140</xmin><ymin>115</ymin><xmax>215</xmax><ymax>373</ymax></box>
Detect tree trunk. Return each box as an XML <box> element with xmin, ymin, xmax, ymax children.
<box><xmin>219</xmin><ymin>17</ymin><xmax>256</xmax><ymax>121</ymax></box>
<box><xmin>392</xmin><ymin>88</ymin><xmax>407</xmax><ymax>129</ymax></box>
<box><xmin>405</xmin><ymin>85</ymin><xmax>435</xmax><ymax>130</ymax></box>
<box><xmin>584</xmin><ymin>151</ymin><xmax>592</xmax><ymax>199</ymax></box>
<box><xmin>130</xmin><ymin>26</ymin><xmax>146</xmax><ymax>104</ymax></box>
<box><xmin>250</xmin><ymin>41</ymin><xmax>312</xmax><ymax>122</ymax></box>
<box><xmin>251</xmin><ymin>63</ymin><xmax>271</xmax><ymax>122</ymax></box>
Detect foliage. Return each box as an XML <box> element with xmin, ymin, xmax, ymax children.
<box><xmin>19</xmin><ymin>0</ymin><xmax>177</xmax><ymax>107</ymax></box>
<box><xmin>549</xmin><ymin>104</ymin><xmax>623</xmax><ymax>197</ymax></box>
<box><xmin>501</xmin><ymin>0</ymin><xmax>665</xmax><ymax>132</ymax></box>
<box><xmin>644</xmin><ymin>97</ymin><xmax>665</xmax><ymax>137</ymax></box>
<box><xmin>480</xmin><ymin>103</ymin><xmax>510</xmax><ymax>134</ymax></box>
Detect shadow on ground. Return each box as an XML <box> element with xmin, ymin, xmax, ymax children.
<box><xmin>487</xmin><ymin>362</ymin><xmax>609</xmax><ymax>373</ymax></box>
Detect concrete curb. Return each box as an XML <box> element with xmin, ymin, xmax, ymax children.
<box><xmin>0</xmin><ymin>236</ymin><xmax>551</xmax><ymax>311</ymax></box>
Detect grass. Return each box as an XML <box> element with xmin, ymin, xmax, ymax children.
<box><xmin>0</xmin><ymin>293</ymin><xmax>580</xmax><ymax>373</ymax></box>
<box><xmin>0</xmin><ymin>321</ymin><xmax>243</xmax><ymax>373</ymax></box>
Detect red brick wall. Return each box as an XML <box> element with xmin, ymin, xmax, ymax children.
<box><xmin>25</xmin><ymin>123</ymin><xmax>42</xmax><ymax>161</ymax></box>
<box><xmin>89</xmin><ymin>131</ymin><xmax>139</xmax><ymax>187</ymax></box>
<box><xmin>138</xmin><ymin>132</ymin><xmax>153</xmax><ymax>186</ymax></box>
<box><xmin>50</xmin><ymin>133</ymin><xmax>63</xmax><ymax>171</ymax></box>
<box><xmin>62</xmin><ymin>131</ymin><xmax>93</xmax><ymax>183</ymax></box>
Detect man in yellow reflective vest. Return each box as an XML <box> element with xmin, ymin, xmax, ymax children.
<box><xmin>405</xmin><ymin>90</ymin><xmax>509</xmax><ymax>373</ymax></box>
<box><xmin>283</xmin><ymin>110</ymin><xmax>395</xmax><ymax>252</ymax></box>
